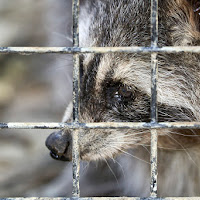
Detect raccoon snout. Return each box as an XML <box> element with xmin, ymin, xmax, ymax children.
<box><xmin>45</xmin><ymin>130</ymin><xmax>72</xmax><ymax>161</ymax></box>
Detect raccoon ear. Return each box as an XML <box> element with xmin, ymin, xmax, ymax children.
<box><xmin>167</xmin><ymin>0</ymin><xmax>200</xmax><ymax>45</ymax></box>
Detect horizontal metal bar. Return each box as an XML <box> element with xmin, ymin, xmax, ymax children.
<box><xmin>1</xmin><ymin>46</ymin><xmax>200</xmax><ymax>54</ymax></box>
<box><xmin>1</xmin><ymin>122</ymin><xmax>200</xmax><ymax>129</ymax></box>
<box><xmin>1</xmin><ymin>197</ymin><xmax>200</xmax><ymax>200</ymax></box>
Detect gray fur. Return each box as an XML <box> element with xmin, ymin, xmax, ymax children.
<box><xmin>46</xmin><ymin>0</ymin><xmax>200</xmax><ymax>196</ymax></box>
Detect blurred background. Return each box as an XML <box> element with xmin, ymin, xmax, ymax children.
<box><xmin>0</xmin><ymin>1</ymin><xmax>151</xmax><ymax>197</ymax></box>
<box><xmin>0</xmin><ymin>0</ymin><xmax>73</xmax><ymax>196</ymax></box>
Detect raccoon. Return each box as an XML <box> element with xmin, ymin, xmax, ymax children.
<box><xmin>46</xmin><ymin>0</ymin><xmax>200</xmax><ymax>196</ymax></box>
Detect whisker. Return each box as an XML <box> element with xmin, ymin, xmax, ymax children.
<box><xmin>168</xmin><ymin>130</ymin><xmax>200</xmax><ymax>137</ymax></box>
<box><xmin>136</xmin><ymin>142</ymin><xmax>186</xmax><ymax>151</ymax></box>
<box><xmin>110</xmin><ymin>136</ymin><xmax>141</xmax><ymax>140</ymax></box>
<box><xmin>109</xmin><ymin>131</ymin><xmax>149</xmax><ymax>140</ymax></box>
<box><xmin>80</xmin><ymin>162</ymin><xmax>90</xmax><ymax>177</ymax></box>
<box><xmin>51</xmin><ymin>31</ymin><xmax>73</xmax><ymax>42</ymax></box>
<box><xmin>101</xmin><ymin>155</ymin><xmax>119</xmax><ymax>185</ymax></box>
<box><xmin>111</xmin><ymin>140</ymin><xmax>187</xmax><ymax>151</ymax></box>
<box><xmin>103</xmin><ymin>150</ymin><xmax>126</xmax><ymax>179</ymax></box>
<box><xmin>141</xmin><ymin>145</ymin><xmax>150</xmax><ymax>155</ymax></box>
<box><xmin>110</xmin><ymin>141</ymin><xmax>138</xmax><ymax>144</ymax></box>
<box><xmin>166</xmin><ymin>133</ymin><xmax>198</xmax><ymax>168</ymax></box>
<box><xmin>112</xmin><ymin>159</ymin><xmax>126</xmax><ymax>179</ymax></box>
<box><xmin>110</xmin><ymin>145</ymin><xmax>150</xmax><ymax>165</ymax></box>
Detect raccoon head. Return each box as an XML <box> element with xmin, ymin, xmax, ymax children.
<box><xmin>46</xmin><ymin>0</ymin><xmax>200</xmax><ymax>161</ymax></box>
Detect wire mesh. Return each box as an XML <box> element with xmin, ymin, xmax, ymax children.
<box><xmin>0</xmin><ymin>0</ymin><xmax>200</xmax><ymax>199</ymax></box>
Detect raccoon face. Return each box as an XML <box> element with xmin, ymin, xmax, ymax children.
<box><xmin>46</xmin><ymin>0</ymin><xmax>200</xmax><ymax>161</ymax></box>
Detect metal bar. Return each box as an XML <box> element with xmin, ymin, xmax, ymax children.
<box><xmin>72</xmin><ymin>129</ymin><xmax>80</xmax><ymax>196</ymax></box>
<box><xmin>1</xmin><ymin>46</ymin><xmax>200</xmax><ymax>54</ymax></box>
<box><xmin>1</xmin><ymin>122</ymin><xmax>200</xmax><ymax>129</ymax></box>
<box><xmin>150</xmin><ymin>129</ymin><xmax>158</xmax><ymax>196</ymax></box>
<box><xmin>1</xmin><ymin>197</ymin><xmax>200</xmax><ymax>200</ymax></box>
<box><xmin>151</xmin><ymin>1</ymin><xmax>158</xmax><ymax>48</ymax></box>
<box><xmin>73</xmin><ymin>54</ymin><xmax>80</xmax><ymax>122</ymax></box>
<box><xmin>72</xmin><ymin>0</ymin><xmax>80</xmax><ymax>122</ymax></box>
<box><xmin>150</xmin><ymin>53</ymin><xmax>158</xmax><ymax>122</ymax></box>
<box><xmin>150</xmin><ymin>0</ymin><xmax>158</xmax><ymax>197</ymax></box>
<box><xmin>72</xmin><ymin>0</ymin><xmax>80</xmax><ymax>197</ymax></box>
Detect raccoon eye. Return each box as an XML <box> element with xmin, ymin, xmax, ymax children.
<box><xmin>118</xmin><ymin>86</ymin><xmax>133</xmax><ymax>98</ymax></box>
<box><xmin>106</xmin><ymin>82</ymin><xmax>135</xmax><ymax>108</ymax></box>
<box><xmin>114</xmin><ymin>85</ymin><xmax>134</xmax><ymax>103</ymax></box>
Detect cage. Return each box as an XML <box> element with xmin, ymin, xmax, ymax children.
<box><xmin>1</xmin><ymin>0</ymin><xmax>200</xmax><ymax>199</ymax></box>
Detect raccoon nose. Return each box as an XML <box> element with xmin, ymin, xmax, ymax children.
<box><xmin>45</xmin><ymin>130</ymin><xmax>72</xmax><ymax>161</ymax></box>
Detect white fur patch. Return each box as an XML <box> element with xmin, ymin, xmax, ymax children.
<box><xmin>79</xmin><ymin>5</ymin><xmax>94</xmax><ymax>48</ymax></box>
<box><xmin>62</xmin><ymin>101</ymin><xmax>73</xmax><ymax>122</ymax></box>
<box><xmin>95</xmin><ymin>55</ymin><xmax>113</xmax><ymax>91</ymax></box>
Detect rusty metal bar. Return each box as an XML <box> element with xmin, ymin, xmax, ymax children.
<box><xmin>1</xmin><ymin>121</ymin><xmax>200</xmax><ymax>129</ymax></box>
<box><xmin>2</xmin><ymin>46</ymin><xmax>200</xmax><ymax>54</ymax></box>
<box><xmin>1</xmin><ymin>197</ymin><xmax>200</xmax><ymax>200</ymax></box>
<box><xmin>72</xmin><ymin>0</ymin><xmax>80</xmax><ymax>197</ymax></box>
<box><xmin>150</xmin><ymin>0</ymin><xmax>158</xmax><ymax>197</ymax></box>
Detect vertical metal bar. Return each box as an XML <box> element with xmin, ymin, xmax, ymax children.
<box><xmin>73</xmin><ymin>0</ymin><xmax>80</xmax><ymax>122</ymax></box>
<box><xmin>150</xmin><ymin>129</ymin><xmax>158</xmax><ymax>197</ymax></box>
<box><xmin>150</xmin><ymin>53</ymin><xmax>158</xmax><ymax>122</ymax></box>
<box><xmin>150</xmin><ymin>0</ymin><xmax>158</xmax><ymax>123</ymax></box>
<box><xmin>73</xmin><ymin>54</ymin><xmax>80</xmax><ymax>122</ymax></box>
<box><xmin>72</xmin><ymin>129</ymin><xmax>80</xmax><ymax>196</ymax></box>
<box><xmin>72</xmin><ymin>0</ymin><xmax>80</xmax><ymax>197</ymax></box>
<box><xmin>150</xmin><ymin>0</ymin><xmax>158</xmax><ymax>197</ymax></box>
